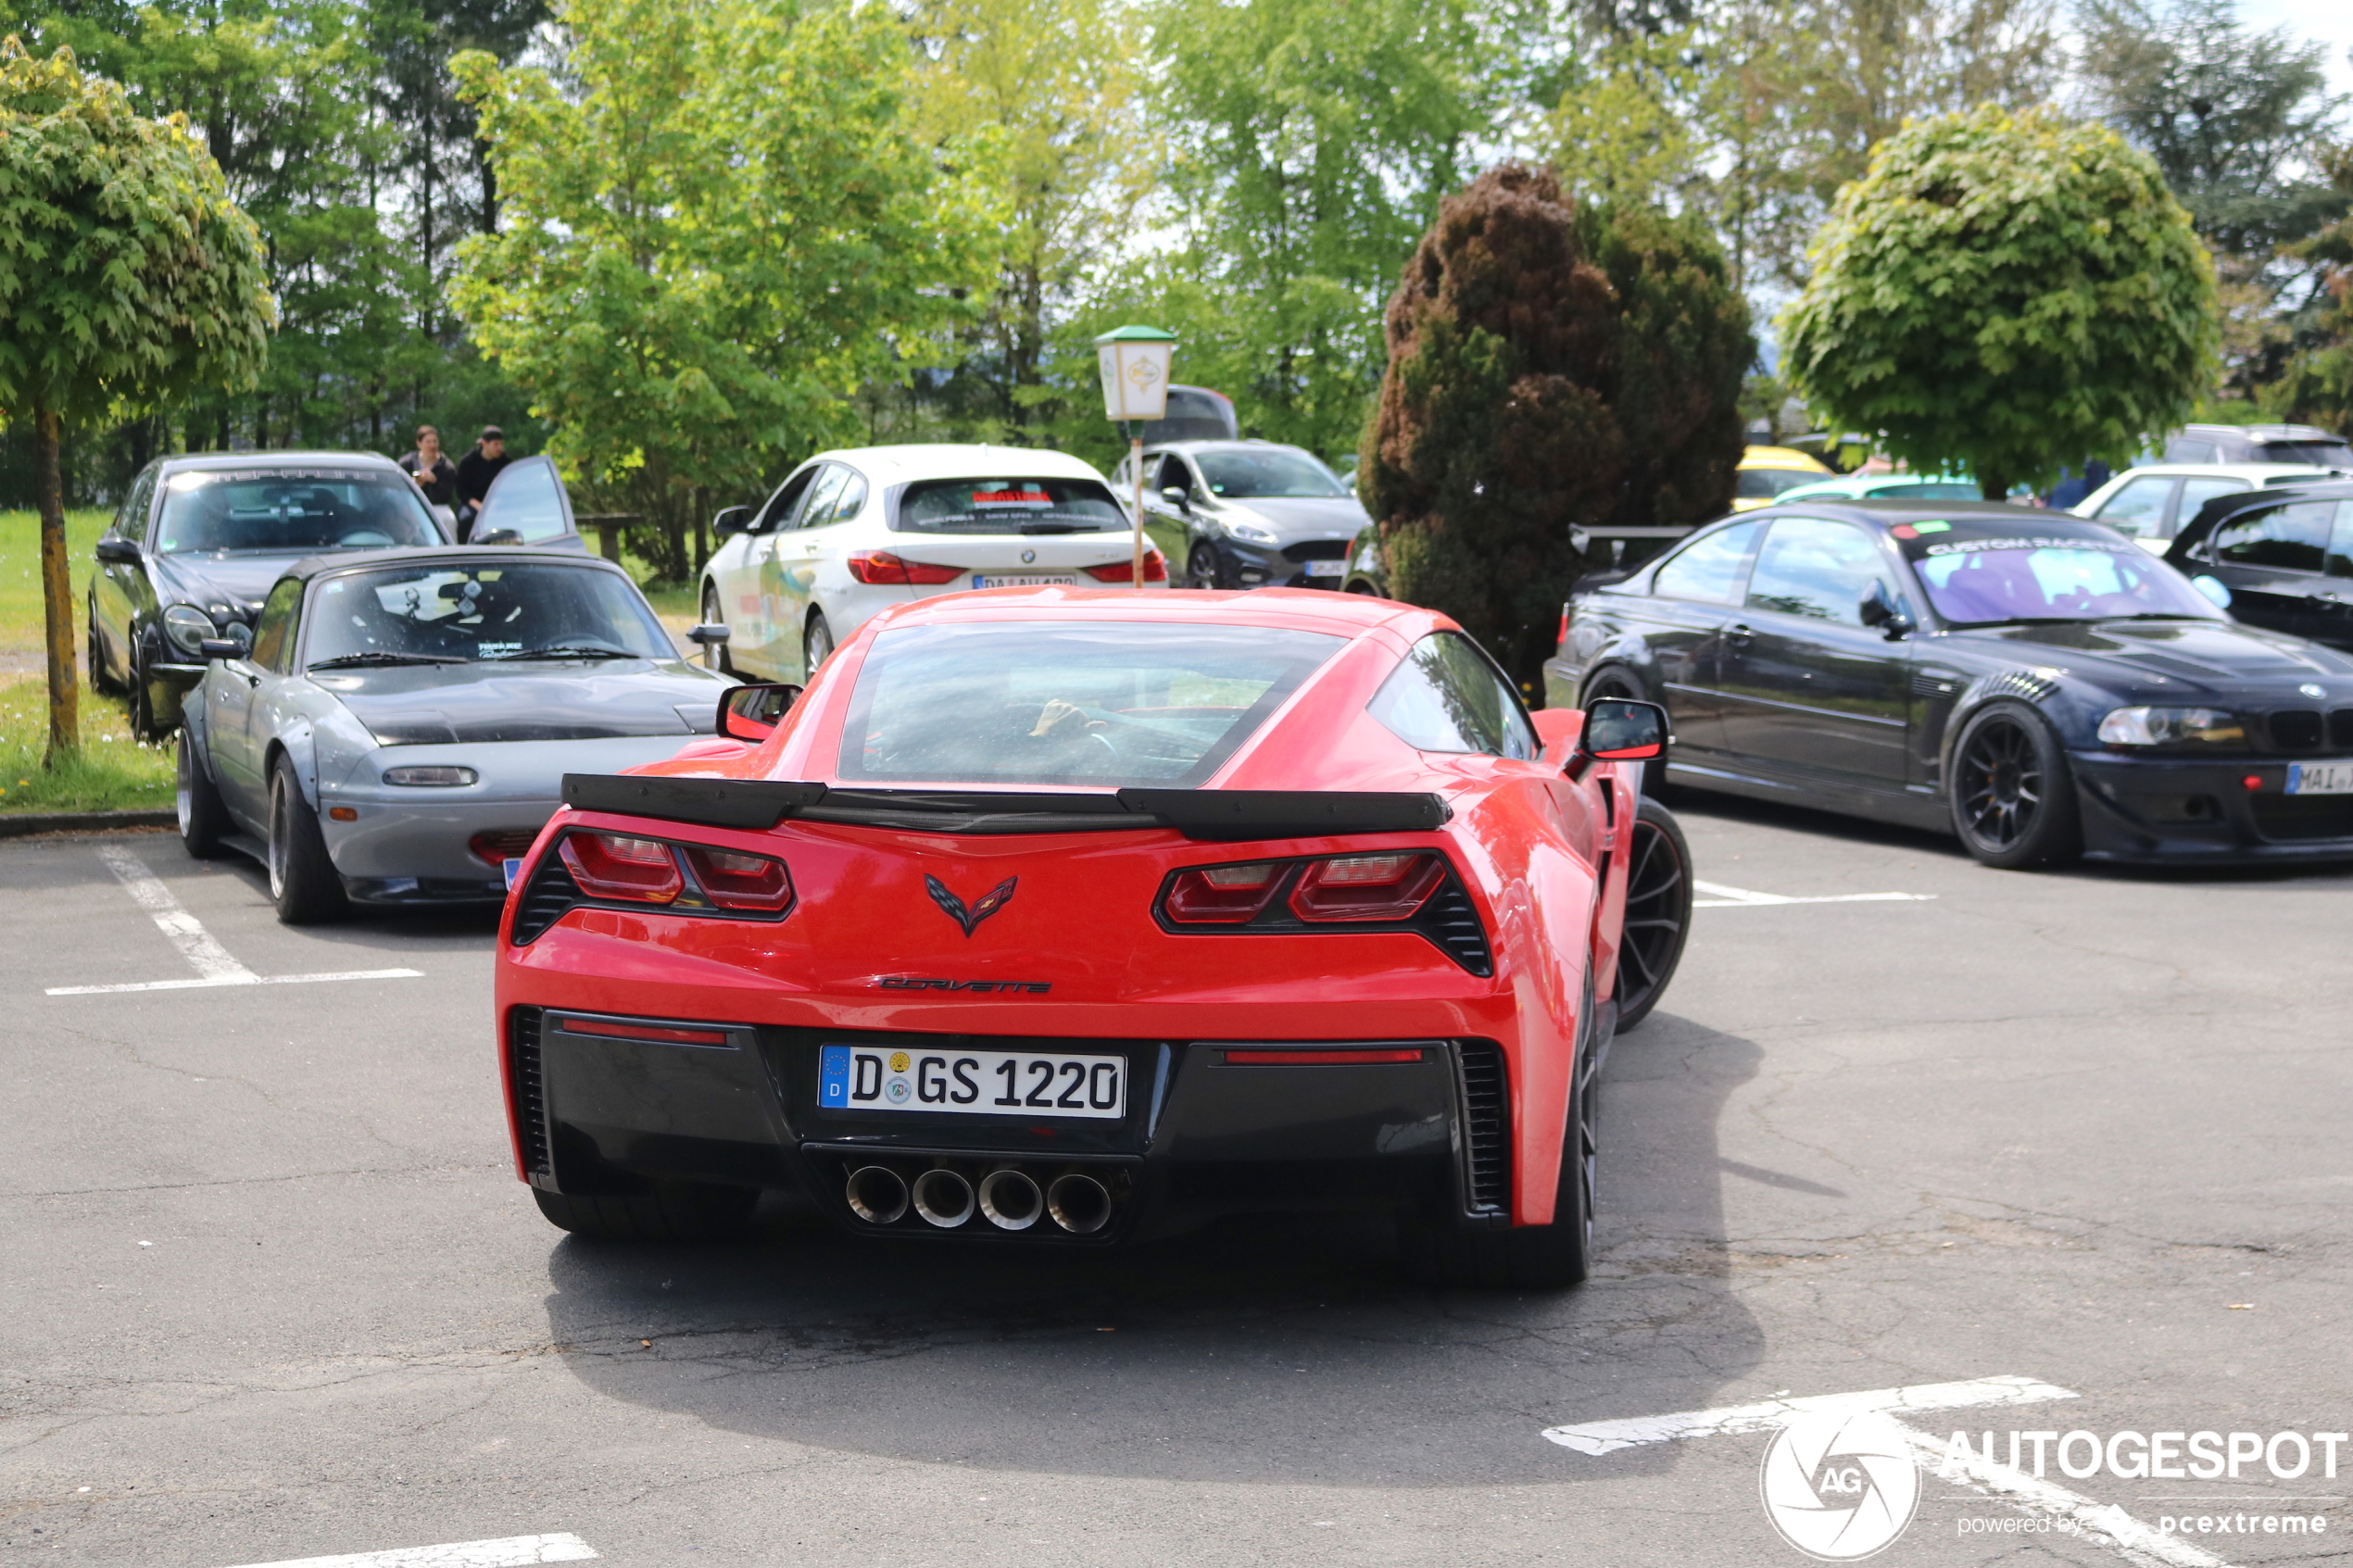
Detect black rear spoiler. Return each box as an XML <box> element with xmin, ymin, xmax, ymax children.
<box><xmin>561</xmin><ymin>775</ymin><xmax>1449</xmax><ymax>841</ymax></box>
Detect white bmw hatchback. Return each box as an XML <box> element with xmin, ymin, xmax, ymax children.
<box><xmin>698</xmin><ymin>445</ymin><xmax>1169</xmax><ymax>683</ymax></box>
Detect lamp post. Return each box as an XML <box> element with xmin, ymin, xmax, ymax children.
<box><xmin>1093</xmin><ymin>324</ymin><xmax>1176</xmax><ymax>588</ymax></box>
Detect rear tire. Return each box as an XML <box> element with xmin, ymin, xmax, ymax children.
<box><xmin>1948</xmin><ymin>701</ymin><xmax>2082</xmax><ymax>869</ymax></box>
<box><xmin>268</xmin><ymin>756</ymin><xmax>347</xmax><ymax>924</ymax></box>
<box><xmin>1614</xmin><ymin>796</ymin><xmax>1692</xmax><ymax>1032</ymax></box>
<box><xmin>531</xmin><ymin>1182</ymin><xmax>758</xmax><ymax>1243</ymax></box>
<box><xmin>699</xmin><ymin>584</ymin><xmax>734</xmax><ymax>674</ymax></box>
<box><xmin>803</xmin><ymin>610</ymin><xmax>835</xmax><ymax>678</ymax></box>
<box><xmin>176</xmin><ymin>728</ymin><xmax>231</xmax><ymax>860</ymax></box>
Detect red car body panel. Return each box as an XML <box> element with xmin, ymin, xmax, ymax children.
<box><xmin>494</xmin><ymin>587</ymin><xmax>1642</xmax><ymax>1232</ymax></box>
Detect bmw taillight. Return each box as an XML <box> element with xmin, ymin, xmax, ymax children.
<box><xmin>683</xmin><ymin>846</ymin><xmax>793</xmax><ymax>910</ymax></box>
<box><xmin>560</xmin><ymin>832</ymin><xmax>685</xmax><ymax>902</ymax></box>
<box><xmin>1083</xmin><ymin>549</ymin><xmax>1167</xmax><ymax>583</ymax></box>
<box><xmin>848</xmin><ymin>550</ymin><xmax>963</xmax><ymax>585</ymax></box>
<box><xmin>1289</xmin><ymin>852</ymin><xmax>1445</xmax><ymax>922</ymax></box>
<box><xmin>1163</xmin><ymin>861</ymin><xmax>1282</xmax><ymax>922</ymax></box>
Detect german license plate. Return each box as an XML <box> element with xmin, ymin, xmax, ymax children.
<box><xmin>2285</xmin><ymin>761</ymin><xmax>2353</xmax><ymax>795</ymax></box>
<box><xmin>819</xmin><ymin>1044</ymin><xmax>1126</xmax><ymax>1119</ymax></box>
<box><xmin>1303</xmin><ymin>558</ymin><xmax>1347</xmax><ymax>577</ymax></box>
<box><xmin>970</xmin><ymin>574</ymin><xmax>1076</xmax><ymax>589</ymax></box>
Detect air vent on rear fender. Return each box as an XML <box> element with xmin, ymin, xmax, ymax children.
<box><xmin>510</xmin><ymin>853</ymin><xmax>584</xmax><ymax>945</ymax></box>
<box><xmin>510</xmin><ymin>1007</ymin><xmax>550</xmax><ymax>1176</ymax></box>
<box><xmin>2269</xmin><ymin>709</ymin><xmax>2323</xmax><ymax>751</ymax></box>
<box><xmin>1457</xmin><ymin>1040</ymin><xmax>1509</xmax><ymax>1213</ymax></box>
<box><xmin>1416</xmin><ymin>883</ymin><xmax>1493</xmax><ymax>976</ymax></box>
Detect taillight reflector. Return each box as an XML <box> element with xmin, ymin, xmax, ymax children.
<box><xmin>1289</xmin><ymin>852</ymin><xmax>1444</xmax><ymax>922</ymax></box>
<box><xmin>1163</xmin><ymin>861</ymin><xmax>1282</xmax><ymax>922</ymax></box>
<box><xmin>849</xmin><ymin>549</ymin><xmax>963</xmax><ymax>585</ymax></box>
<box><xmin>1083</xmin><ymin>549</ymin><xmax>1168</xmax><ymax>583</ymax></box>
<box><xmin>684</xmin><ymin>846</ymin><xmax>794</xmax><ymax>910</ymax></box>
<box><xmin>1223</xmin><ymin>1047</ymin><xmax>1425</xmax><ymax>1065</ymax></box>
<box><xmin>558</xmin><ymin>1017</ymin><xmax>732</xmax><ymax>1047</ymax></box>
<box><xmin>559</xmin><ymin>832</ymin><xmax>684</xmax><ymax>902</ymax></box>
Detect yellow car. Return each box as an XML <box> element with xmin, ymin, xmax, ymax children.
<box><xmin>1732</xmin><ymin>445</ymin><xmax>1833</xmax><ymax>511</ymax></box>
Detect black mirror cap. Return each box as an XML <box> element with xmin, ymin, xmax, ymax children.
<box><xmin>1579</xmin><ymin>697</ymin><xmax>1669</xmax><ymax>762</ymax></box>
<box><xmin>94</xmin><ymin>536</ymin><xmax>142</xmax><ymax>564</ymax></box>
<box><xmin>713</xmin><ymin>507</ymin><xmax>752</xmax><ymax>537</ymax></box>
<box><xmin>1858</xmin><ymin>580</ymin><xmax>1915</xmax><ymax>637</ymax></box>
<box><xmin>196</xmin><ymin>638</ymin><xmax>244</xmax><ymax>660</ymax></box>
<box><xmin>687</xmin><ymin>623</ymin><xmax>732</xmax><ymax>646</ymax></box>
<box><xmin>717</xmin><ymin>682</ymin><xmax>801</xmax><ymax>742</ymax></box>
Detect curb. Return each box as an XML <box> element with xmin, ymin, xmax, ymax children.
<box><xmin>0</xmin><ymin>808</ymin><xmax>175</xmax><ymax>840</ymax></box>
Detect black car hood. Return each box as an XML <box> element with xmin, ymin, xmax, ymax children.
<box><xmin>1963</xmin><ymin>619</ymin><xmax>2353</xmax><ymax>692</ymax></box>
<box><xmin>311</xmin><ymin>660</ymin><xmax>724</xmax><ymax>745</ymax></box>
<box><xmin>148</xmin><ymin>552</ymin><xmax>293</xmax><ymax>616</ymax></box>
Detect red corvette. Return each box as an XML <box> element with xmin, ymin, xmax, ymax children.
<box><xmin>494</xmin><ymin>589</ymin><xmax>1692</xmax><ymax>1286</ymax></box>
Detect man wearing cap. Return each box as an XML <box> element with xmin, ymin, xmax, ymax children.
<box><xmin>454</xmin><ymin>426</ymin><xmax>513</xmax><ymax>542</ymax></box>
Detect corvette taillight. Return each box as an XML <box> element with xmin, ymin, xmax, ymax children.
<box><xmin>560</xmin><ymin>832</ymin><xmax>684</xmax><ymax>902</ymax></box>
<box><xmin>1289</xmin><ymin>852</ymin><xmax>1445</xmax><ymax>922</ymax></box>
<box><xmin>1162</xmin><ymin>861</ymin><xmax>1282</xmax><ymax>922</ymax></box>
<box><xmin>849</xmin><ymin>550</ymin><xmax>963</xmax><ymax>585</ymax></box>
<box><xmin>1082</xmin><ymin>549</ymin><xmax>1168</xmax><ymax>583</ymax></box>
<box><xmin>684</xmin><ymin>846</ymin><xmax>793</xmax><ymax>911</ymax></box>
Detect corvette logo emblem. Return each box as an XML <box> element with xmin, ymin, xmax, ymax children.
<box><xmin>925</xmin><ymin>874</ymin><xmax>1017</xmax><ymax>937</ymax></box>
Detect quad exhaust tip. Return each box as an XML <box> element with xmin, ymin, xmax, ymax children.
<box><xmin>912</xmin><ymin>1168</ymin><xmax>975</xmax><ymax>1229</ymax></box>
<box><xmin>978</xmin><ymin>1167</ymin><xmax>1042</xmax><ymax>1232</ymax></box>
<box><xmin>1047</xmin><ymin>1172</ymin><xmax>1113</xmax><ymax>1235</ymax></box>
<box><xmin>845</xmin><ymin>1161</ymin><xmax>1114</xmax><ymax>1234</ymax></box>
<box><xmin>845</xmin><ymin>1165</ymin><xmax>909</xmax><ymax>1225</ymax></box>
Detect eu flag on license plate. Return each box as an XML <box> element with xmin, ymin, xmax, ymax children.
<box><xmin>819</xmin><ymin>1045</ymin><xmax>852</xmax><ymax>1108</ymax></box>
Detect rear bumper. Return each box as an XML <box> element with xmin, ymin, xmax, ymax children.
<box><xmin>505</xmin><ymin>1007</ymin><xmax>1503</xmax><ymax>1244</ymax></box>
<box><xmin>2071</xmin><ymin>751</ymin><xmax>2353</xmax><ymax>864</ymax></box>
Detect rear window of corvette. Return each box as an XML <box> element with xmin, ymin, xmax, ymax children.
<box><xmin>837</xmin><ymin>621</ymin><xmax>1343</xmax><ymax>787</ymax></box>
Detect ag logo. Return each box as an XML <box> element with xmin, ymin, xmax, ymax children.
<box><xmin>1759</xmin><ymin>1409</ymin><xmax>1919</xmax><ymax>1560</ymax></box>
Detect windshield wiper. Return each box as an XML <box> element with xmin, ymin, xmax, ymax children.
<box><xmin>492</xmin><ymin>644</ymin><xmax>640</xmax><ymax>661</ymax></box>
<box><xmin>308</xmin><ymin>652</ymin><xmax>465</xmax><ymax>670</ymax></box>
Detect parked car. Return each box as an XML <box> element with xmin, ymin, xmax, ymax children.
<box><xmin>698</xmin><ymin>445</ymin><xmax>1167</xmax><ymax>684</ymax></box>
<box><xmin>1731</xmin><ymin>445</ymin><xmax>1835</xmax><ymax>510</ymax></box>
<box><xmin>2072</xmin><ymin>463</ymin><xmax>2341</xmax><ymax>552</ymax></box>
<box><xmin>1339</xmin><ymin>517</ymin><xmax>1390</xmax><ymax>597</ymax></box>
<box><xmin>497</xmin><ymin>588</ymin><xmax>1691</xmax><ymax>1288</ymax></box>
<box><xmin>176</xmin><ymin>547</ymin><xmax>735</xmax><ymax>922</ymax></box>
<box><xmin>464</xmin><ymin>454</ymin><xmax>595</xmax><ymax>550</ymax></box>
<box><xmin>2163</xmin><ymin>479</ymin><xmax>2353</xmax><ymax>652</ymax></box>
<box><xmin>1114</xmin><ymin>439</ymin><xmax>1369</xmax><ymax>589</ymax></box>
<box><xmin>2158</xmin><ymin>423</ymin><xmax>2353</xmax><ymax>469</ymax></box>
<box><xmin>1774</xmin><ymin>472</ymin><xmax>1983</xmax><ymax>504</ymax></box>
<box><xmin>1543</xmin><ymin>499</ymin><xmax>2353</xmax><ymax>868</ymax></box>
<box><xmin>91</xmin><ymin>454</ymin><xmax>452</xmax><ymax>737</ymax></box>
<box><xmin>1139</xmin><ymin>384</ymin><xmax>1239</xmax><ymax>445</ymax></box>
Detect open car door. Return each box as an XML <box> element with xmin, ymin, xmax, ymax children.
<box><xmin>469</xmin><ymin>455</ymin><xmax>588</xmax><ymax>552</ymax></box>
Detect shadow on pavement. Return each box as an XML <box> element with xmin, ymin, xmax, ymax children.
<box><xmin>535</xmin><ymin>1011</ymin><xmax>1768</xmax><ymax>1487</ymax></box>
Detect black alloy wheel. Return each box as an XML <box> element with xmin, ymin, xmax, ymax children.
<box><xmin>1614</xmin><ymin>795</ymin><xmax>1692</xmax><ymax>1032</ymax></box>
<box><xmin>803</xmin><ymin>610</ymin><xmax>836</xmax><ymax>678</ymax></box>
<box><xmin>1187</xmin><ymin>543</ymin><xmax>1225</xmax><ymax>592</ymax></box>
<box><xmin>1949</xmin><ymin>701</ymin><xmax>2082</xmax><ymax>869</ymax></box>
<box><xmin>1580</xmin><ymin>669</ymin><xmax>1667</xmax><ymax>795</ymax></box>
<box><xmin>267</xmin><ymin>757</ymin><xmax>348</xmax><ymax>924</ymax></box>
<box><xmin>175</xmin><ymin>729</ymin><xmax>230</xmax><ymax>859</ymax></box>
<box><xmin>699</xmin><ymin>584</ymin><xmax>734</xmax><ymax>674</ymax></box>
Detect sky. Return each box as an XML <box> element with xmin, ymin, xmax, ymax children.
<box><xmin>2238</xmin><ymin>0</ymin><xmax>2353</xmax><ymax>92</ymax></box>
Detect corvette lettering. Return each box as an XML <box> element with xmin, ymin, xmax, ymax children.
<box><xmin>874</xmin><ymin>975</ymin><xmax>1051</xmax><ymax>993</ymax></box>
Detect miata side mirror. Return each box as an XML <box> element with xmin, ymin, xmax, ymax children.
<box><xmin>717</xmin><ymin>682</ymin><xmax>801</xmax><ymax>742</ymax></box>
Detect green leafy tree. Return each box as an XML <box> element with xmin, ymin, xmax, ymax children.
<box><xmin>1780</xmin><ymin>103</ymin><xmax>2220</xmax><ymax>499</ymax></box>
<box><xmin>1365</xmin><ymin>165</ymin><xmax>1751</xmax><ymax>686</ymax></box>
<box><xmin>0</xmin><ymin>38</ymin><xmax>271</xmax><ymax>761</ymax></box>
<box><xmin>2266</xmin><ymin>145</ymin><xmax>2353</xmax><ymax>436</ymax></box>
<box><xmin>450</xmin><ymin>0</ymin><xmax>997</xmax><ymax>580</ymax></box>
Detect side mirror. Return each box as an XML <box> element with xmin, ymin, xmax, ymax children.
<box><xmin>687</xmin><ymin>623</ymin><xmax>732</xmax><ymax>646</ymax></box>
<box><xmin>1857</xmin><ymin>580</ymin><xmax>1915</xmax><ymax>638</ymax></box>
<box><xmin>1161</xmin><ymin>486</ymin><xmax>1191</xmax><ymax>511</ymax></box>
<box><xmin>717</xmin><ymin>682</ymin><xmax>801</xmax><ymax>742</ymax></box>
<box><xmin>713</xmin><ymin>506</ymin><xmax>752</xmax><ymax>538</ymax></box>
<box><xmin>471</xmin><ymin>527</ymin><xmax>523</xmax><ymax>546</ymax></box>
<box><xmin>197</xmin><ymin>637</ymin><xmax>244</xmax><ymax>660</ymax></box>
<box><xmin>95</xmin><ymin>536</ymin><xmax>142</xmax><ymax>565</ymax></box>
<box><xmin>1570</xmin><ymin>697</ymin><xmax>1668</xmax><ymax>778</ymax></box>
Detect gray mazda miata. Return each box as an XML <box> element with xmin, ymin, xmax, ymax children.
<box><xmin>177</xmin><ymin>547</ymin><xmax>736</xmax><ymax>922</ymax></box>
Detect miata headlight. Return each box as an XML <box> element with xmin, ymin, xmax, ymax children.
<box><xmin>383</xmin><ymin>765</ymin><xmax>478</xmax><ymax>786</ymax></box>
<box><xmin>2096</xmin><ymin>707</ymin><xmax>2245</xmax><ymax>747</ymax></box>
<box><xmin>162</xmin><ymin>604</ymin><xmax>215</xmax><ymax>656</ymax></box>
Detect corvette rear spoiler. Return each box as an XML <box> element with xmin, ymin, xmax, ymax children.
<box><xmin>560</xmin><ymin>774</ymin><xmax>1450</xmax><ymax>841</ymax></box>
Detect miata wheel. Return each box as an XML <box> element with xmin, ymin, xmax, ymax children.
<box><xmin>803</xmin><ymin>610</ymin><xmax>836</xmax><ymax>677</ymax></box>
<box><xmin>1614</xmin><ymin>795</ymin><xmax>1692</xmax><ymax>1032</ymax></box>
<box><xmin>268</xmin><ymin>756</ymin><xmax>348</xmax><ymax>924</ymax></box>
<box><xmin>176</xmin><ymin>728</ymin><xmax>230</xmax><ymax>860</ymax></box>
<box><xmin>699</xmin><ymin>584</ymin><xmax>734</xmax><ymax>673</ymax></box>
<box><xmin>1948</xmin><ymin>701</ymin><xmax>2082</xmax><ymax>869</ymax></box>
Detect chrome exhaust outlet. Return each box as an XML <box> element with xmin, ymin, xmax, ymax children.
<box><xmin>912</xmin><ymin>1167</ymin><xmax>975</xmax><ymax>1229</ymax></box>
<box><xmin>1046</xmin><ymin>1172</ymin><xmax>1113</xmax><ymax>1235</ymax></box>
<box><xmin>845</xmin><ymin>1165</ymin><xmax>909</xmax><ymax>1224</ymax></box>
<box><xmin>977</xmin><ymin>1167</ymin><xmax>1043</xmax><ymax>1232</ymax></box>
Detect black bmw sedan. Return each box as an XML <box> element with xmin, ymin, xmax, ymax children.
<box><xmin>2162</xmin><ymin>478</ymin><xmax>2353</xmax><ymax>652</ymax></box>
<box><xmin>1542</xmin><ymin>500</ymin><xmax>2353</xmax><ymax>868</ymax></box>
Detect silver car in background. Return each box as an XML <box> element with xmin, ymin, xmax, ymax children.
<box><xmin>177</xmin><ymin>548</ymin><xmax>736</xmax><ymax>922</ymax></box>
<box><xmin>1118</xmin><ymin>439</ymin><xmax>1371</xmax><ymax>590</ymax></box>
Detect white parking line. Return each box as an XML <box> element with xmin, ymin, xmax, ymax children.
<box><xmin>1693</xmin><ymin>878</ymin><xmax>1937</xmax><ymax>908</ymax></box>
<box><xmin>1543</xmin><ymin>1376</ymin><xmax>2229</xmax><ymax>1568</ymax></box>
<box><xmin>216</xmin><ymin>1533</ymin><xmax>596</xmax><ymax>1568</ymax></box>
<box><xmin>44</xmin><ymin>845</ymin><xmax>423</xmax><ymax>997</ymax></box>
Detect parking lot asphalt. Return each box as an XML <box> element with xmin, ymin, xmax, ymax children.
<box><xmin>3</xmin><ymin>797</ymin><xmax>2348</xmax><ymax>1568</ymax></box>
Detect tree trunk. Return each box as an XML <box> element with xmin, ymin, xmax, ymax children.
<box><xmin>1980</xmin><ymin>471</ymin><xmax>2010</xmax><ymax>502</ymax></box>
<box><xmin>35</xmin><ymin>404</ymin><xmax>80</xmax><ymax>767</ymax></box>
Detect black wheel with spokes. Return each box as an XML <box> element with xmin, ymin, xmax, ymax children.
<box><xmin>1188</xmin><ymin>544</ymin><xmax>1226</xmax><ymax>591</ymax></box>
<box><xmin>1615</xmin><ymin>795</ymin><xmax>1692</xmax><ymax>1032</ymax></box>
<box><xmin>1948</xmin><ymin>701</ymin><xmax>2081</xmax><ymax>869</ymax></box>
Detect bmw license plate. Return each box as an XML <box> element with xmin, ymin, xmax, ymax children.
<box><xmin>2285</xmin><ymin>761</ymin><xmax>2353</xmax><ymax>795</ymax></box>
<box><xmin>819</xmin><ymin>1044</ymin><xmax>1126</xmax><ymax>1119</ymax></box>
<box><xmin>1303</xmin><ymin>558</ymin><xmax>1347</xmax><ymax>578</ymax></box>
<box><xmin>970</xmin><ymin>574</ymin><xmax>1076</xmax><ymax>589</ymax></box>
